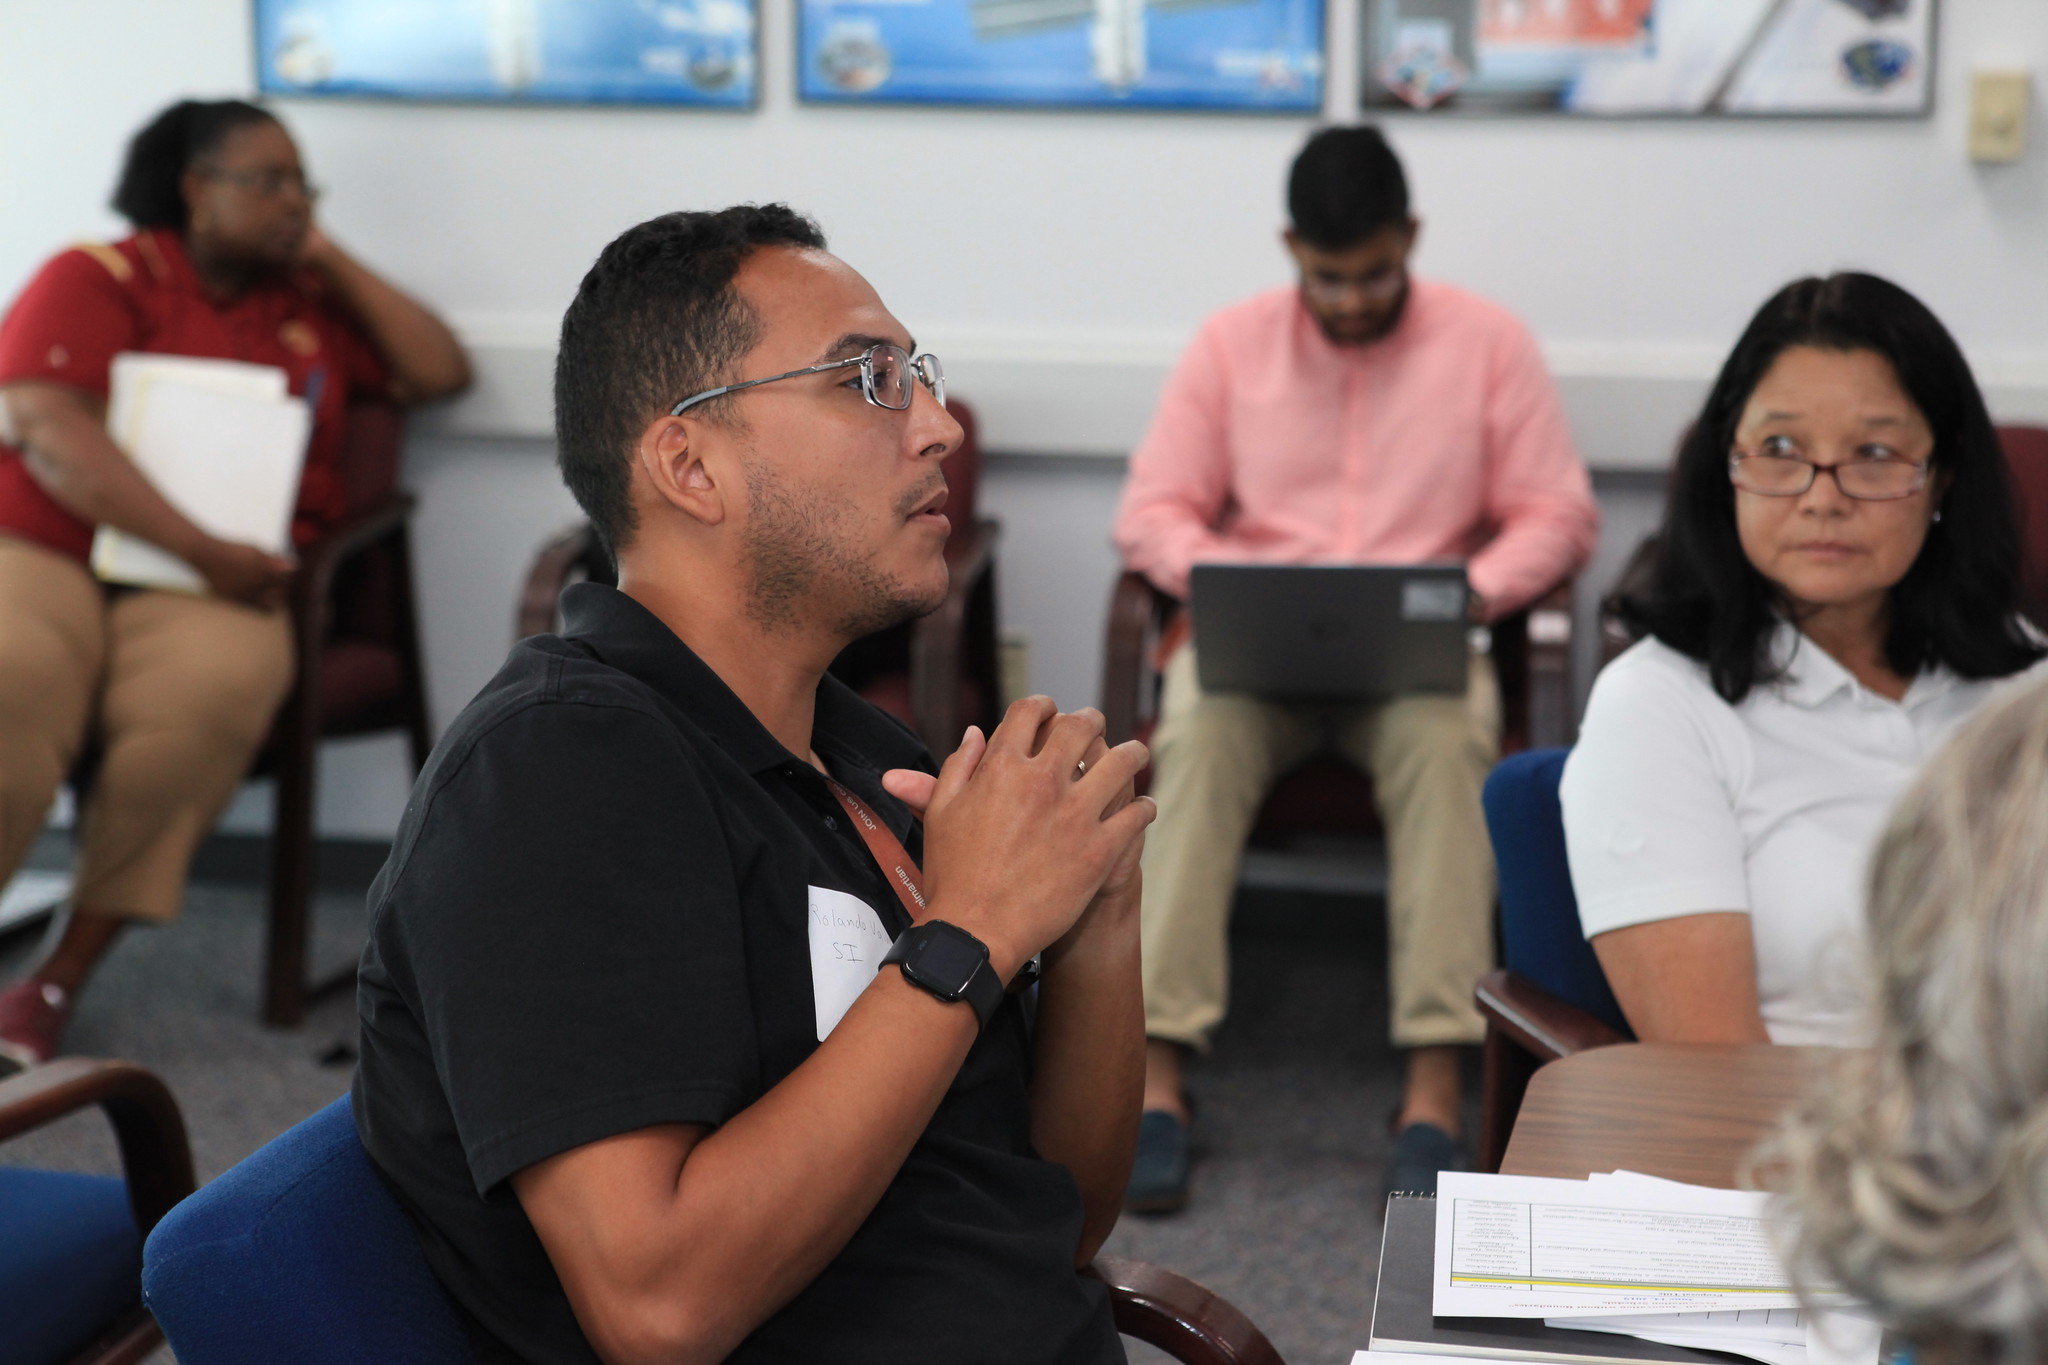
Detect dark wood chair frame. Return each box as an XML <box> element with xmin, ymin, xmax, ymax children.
<box><xmin>1088</xmin><ymin>1256</ymin><xmax>1287</xmax><ymax>1365</ymax></box>
<box><xmin>515</xmin><ymin>518</ymin><xmax>1002</xmax><ymax>752</ymax></box>
<box><xmin>262</xmin><ymin>409</ymin><xmax>432</xmax><ymax>1027</ymax></box>
<box><xmin>0</xmin><ymin>1058</ymin><xmax>196</xmax><ymax>1365</ymax></box>
<box><xmin>1473</xmin><ymin>971</ymin><xmax>1627</xmax><ymax>1173</ymax></box>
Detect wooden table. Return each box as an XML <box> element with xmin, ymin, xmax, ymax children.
<box><xmin>1498</xmin><ymin>1042</ymin><xmax>1833</xmax><ymax>1188</ymax></box>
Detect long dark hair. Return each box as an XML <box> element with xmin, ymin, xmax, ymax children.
<box><xmin>1610</xmin><ymin>272</ymin><xmax>2042</xmax><ymax>703</ymax></box>
<box><xmin>111</xmin><ymin>99</ymin><xmax>278</xmax><ymax>231</ymax></box>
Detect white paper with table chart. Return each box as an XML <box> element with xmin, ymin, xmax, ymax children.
<box><xmin>1419</xmin><ymin>1171</ymin><xmax>1876</xmax><ymax>1365</ymax></box>
<box><xmin>90</xmin><ymin>352</ymin><xmax>311</xmax><ymax>594</ymax></box>
<box><xmin>1432</xmin><ymin>1171</ymin><xmax>1840</xmax><ymax>1317</ymax></box>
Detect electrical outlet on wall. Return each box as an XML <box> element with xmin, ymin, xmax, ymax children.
<box><xmin>1969</xmin><ymin>70</ymin><xmax>2030</xmax><ymax>163</ymax></box>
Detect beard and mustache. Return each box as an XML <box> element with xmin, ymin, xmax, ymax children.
<box><xmin>738</xmin><ymin>455</ymin><xmax>948</xmax><ymax>641</ymax></box>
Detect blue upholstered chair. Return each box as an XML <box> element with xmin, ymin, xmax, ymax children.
<box><xmin>0</xmin><ymin>1058</ymin><xmax>194</xmax><ymax>1365</ymax></box>
<box><xmin>142</xmin><ymin>1094</ymin><xmax>473</xmax><ymax>1364</ymax></box>
<box><xmin>143</xmin><ymin>1094</ymin><xmax>1286</xmax><ymax>1365</ymax></box>
<box><xmin>1476</xmin><ymin>747</ymin><xmax>1634</xmax><ymax>1171</ymax></box>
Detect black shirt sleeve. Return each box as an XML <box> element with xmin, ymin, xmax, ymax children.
<box><xmin>378</xmin><ymin>694</ymin><xmax>757</xmax><ymax>1195</ymax></box>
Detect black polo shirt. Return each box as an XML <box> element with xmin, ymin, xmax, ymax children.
<box><xmin>354</xmin><ymin>584</ymin><xmax>1123</xmax><ymax>1365</ymax></box>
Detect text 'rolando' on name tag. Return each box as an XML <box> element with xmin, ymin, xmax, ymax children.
<box><xmin>808</xmin><ymin>884</ymin><xmax>891</xmax><ymax>1040</ymax></box>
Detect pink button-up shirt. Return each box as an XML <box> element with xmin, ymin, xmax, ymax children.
<box><xmin>1114</xmin><ymin>281</ymin><xmax>1598</xmax><ymax>618</ymax></box>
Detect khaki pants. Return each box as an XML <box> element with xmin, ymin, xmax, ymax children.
<box><xmin>1140</xmin><ymin>643</ymin><xmax>1499</xmax><ymax>1051</ymax></box>
<box><xmin>0</xmin><ymin>537</ymin><xmax>294</xmax><ymax>922</ymax></box>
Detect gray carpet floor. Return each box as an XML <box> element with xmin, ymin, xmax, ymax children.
<box><xmin>2</xmin><ymin>862</ymin><xmax>1454</xmax><ymax>1365</ymax></box>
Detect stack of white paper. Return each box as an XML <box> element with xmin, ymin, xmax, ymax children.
<box><xmin>91</xmin><ymin>352</ymin><xmax>311</xmax><ymax>594</ymax></box>
<box><xmin>1423</xmin><ymin>1170</ymin><xmax>1876</xmax><ymax>1365</ymax></box>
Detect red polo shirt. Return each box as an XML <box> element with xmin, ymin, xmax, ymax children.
<box><xmin>0</xmin><ymin>228</ymin><xmax>392</xmax><ymax>562</ymax></box>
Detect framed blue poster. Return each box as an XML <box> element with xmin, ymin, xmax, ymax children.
<box><xmin>1361</xmin><ymin>0</ymin><xmax>1933</xmax><ymax>117</ymax></box>
<box><xmin>254</xmin><ymin>0</ymin><xmax>758</xmax><ymax>108</ymax></box>
<box><xmin>798</xmin><ymin>0</ymin><xmax>1325</xmax><ymax>110</ymax></box>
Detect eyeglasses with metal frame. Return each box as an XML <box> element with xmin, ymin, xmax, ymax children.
<box><xmin>1727</xmin><ymin>443</ymin><xmax>1932</xmax><ymax>502</ymax></box>
<box><xmin>668</xmin><ymin>343</ymin><xmax>945</xmax><ymax>418</ymax></box>
<box><xmin>203</xmin><ymin>168</ymin><xmax>322</xmax><ymax>202</ymax></box>
<box><xmin>1300</xmin><ymin>271</ymin><xmax>1406</xmax><ymax>307</ymax></box>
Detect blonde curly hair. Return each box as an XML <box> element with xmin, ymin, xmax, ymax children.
<box><xmin>1767</xmin><ymin>672</ymin><xmax>2048</xmax><ymax>1365</ymax></box>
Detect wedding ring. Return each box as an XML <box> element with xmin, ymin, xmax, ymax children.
<box><xmin>1074</xmin><ymin>759</ymin><xmax>1088</xmax><ymax>777</ymax></box>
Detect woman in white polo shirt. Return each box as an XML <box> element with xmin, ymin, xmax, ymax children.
<box><xmin>1562</xmin><ymin>272</ymin><xmax>2045</xmax><ymax>1047</ymax></box>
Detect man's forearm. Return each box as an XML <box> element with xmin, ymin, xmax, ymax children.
<box><xmin>1029</xmin><ymin>881</ymin><xmax>1146</xmax><ymax>1265</ymax></box>
<box><xmin>519</xmin><ymin>960</ymin><xmax>983</xmax><ymax>1365</ymax></box>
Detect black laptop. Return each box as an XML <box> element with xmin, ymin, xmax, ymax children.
<box><xmin>1188</xmin><ymin>563</ymin><xmax>1470</xmax><ymax>700</ymax></box>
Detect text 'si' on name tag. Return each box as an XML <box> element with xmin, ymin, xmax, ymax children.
<box><xmin>807</xmin><ymin>885</ymin><xmax>892</xmax><ymax>1040</ymax></box>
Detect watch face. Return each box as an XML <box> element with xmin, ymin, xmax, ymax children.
<box><xmin>913</xmin><ymin>929</ymin><xmax>986</xmax><ymax>990</ymax></box>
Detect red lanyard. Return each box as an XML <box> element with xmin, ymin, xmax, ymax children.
<box><xmin>825</xmin><ymin>778</ymin><xmax>927</xmax><ymax>921</ymax></box>
<box><xmin>826</xmin><ymin>776</ymin><xmax>1042</xmax><ymax>993</ymax></box>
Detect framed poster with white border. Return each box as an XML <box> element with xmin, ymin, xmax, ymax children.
<box><xmin>254</xmin><ymin>0</ymin><xmax>759</xmax><ymax>109</ymax></box>
<box><xmin>1361</xmin><ymin>0</ymin><xmax>1934</xmax><ymax>117</ymax></box>
<box><xmin>797</xmin><ymin>0</ymin><xmax>1326</xmax><ymax>112</ymax></box>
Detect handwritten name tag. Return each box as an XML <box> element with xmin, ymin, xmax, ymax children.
<box><xmin>808</xmin><ymin>885</ymin><xmax>892</xmax><ymax>1040</ymax></box>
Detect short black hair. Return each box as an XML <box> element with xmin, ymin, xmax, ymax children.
<box><xmin>1287</xmin><ymin>125</ymin><xmax>1410</xmax><ymax>250</ymax></box>
<box><xmin>1611</xmin><ymin>272</ymin><xmax>2044</xmax><ymax>703</ymax></box>
<box><xmin>553</xmin><ymin>204</ymin><xmax>827</xmax><ymax>556</ymax></box>
<box><xmin>111</xmin><ymin>99</ymin><xmax>279</xmax><ymax>230</ymax></box>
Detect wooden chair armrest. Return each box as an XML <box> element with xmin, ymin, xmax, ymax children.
<box><xmin>517</xmin><ymin>522</ymin><xmax>599</xmax><ymax>642</ymax></box>
<box><xmin>1086</xmin><ymin>1256</ymin><xmax>1286</xmax><ymax>1365</ymax></box>
<box><xmin>0</xmin><ymin>1058</ymin><xmax>195</xmax><ymax>1235</ymax></box>
<box><xmin>1103</xmin><ymin>571</ymin><xmax>1172</xmax><ymax>747</ymax></box>
<box><xmin>1475</xmin><ymin>969</ymin><xmax>1626</xmax><ymax>1064</ymax></box>
<box><xmin>292</xmin><ymin>495</ymin><xmax>417</xmax><ymax>606</ymax></box>
<box><xmin>287</xmin><ymin>494</ymin><xmax>420</xmax><ymax>668</ymax></box>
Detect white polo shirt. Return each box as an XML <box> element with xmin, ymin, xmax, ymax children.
<box><xmin>1561</xmin><ymin>625</ymin><xmax>2042</xmax><ymax>1047</ymax></box>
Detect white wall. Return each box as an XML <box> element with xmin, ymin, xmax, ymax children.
<box><xmin>2</xmin><ymin>0</ymin><xmax>2044</xmax><ymax>835</ymax></box>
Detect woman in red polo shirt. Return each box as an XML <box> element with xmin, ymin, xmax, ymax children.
<box><xmin>0</xmin><ymin>99</ymin><xmax>469</xmax><ymax>1071</ymax></box>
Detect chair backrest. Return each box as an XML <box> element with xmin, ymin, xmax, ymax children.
<box><xmin>337</xmin><ymin>402</ymin><xmax>407</xmax><ymax>518</ymax></box>
<box><xmin>141</xmin><ymin>1095</ymin><xmax>473</xmax><ymax>1365</ymax></box>
<box><xmin>325</xmin><ymin>402</ymin><xmax>413</xmax><ymax>649</ymax></box>
<box><xmin>1998</xmin><ymin>425</ymin><xmax>2048</xmax><ymax>627</ymax></box>
<box><xmin>1481</xmin><ymin>748</ymin><xmax>1633</xmax><ymax>1038</ymax></box>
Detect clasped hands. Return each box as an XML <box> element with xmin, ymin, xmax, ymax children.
<box><xmin>881</xmin><ymin>696</ymin><xmax>1155</xmax><ymax>983</ymax></box>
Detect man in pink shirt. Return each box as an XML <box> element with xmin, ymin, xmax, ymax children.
<box><xmin>1114</xmin><ymin>126</ymin><xmax>1597</xmax><ymax>1209</ymax></box>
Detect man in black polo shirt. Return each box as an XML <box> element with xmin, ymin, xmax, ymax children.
<box><xmin>353</xmin><ymin>205</ymin><xmax>1156</xmax><ymax>1365</ymax></box>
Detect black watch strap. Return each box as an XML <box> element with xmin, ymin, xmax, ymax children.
<box><xmin>882</xmin><ymin>921</ymin><xmax>1003</xmax><ymax>1029</ymax></box>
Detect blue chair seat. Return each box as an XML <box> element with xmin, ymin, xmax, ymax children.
<box><xmin>143</xmin><ymin>1095</ymin><xmax>474</xmax><ymax>1364</ymax></box>
<box><xmin>0</xmin><ymin>1167</ymin><xmax>142</xmax><ymax>1365</ymax></box>
<box><xmin>144</xmin><ymin>1094</ymin><xmax>1281</xmax><ymax>1365</ymax></box>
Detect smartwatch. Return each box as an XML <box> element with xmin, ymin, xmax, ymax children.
<box><xmin>882</xmin><ymin>921</ymin><xmax>1003</xmax><ymax>1029</ymax></box>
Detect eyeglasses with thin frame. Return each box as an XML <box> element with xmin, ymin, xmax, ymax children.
<box><xmin>669</xmin><ymin>343</ymin><xmax>944</xmax><ymax>418</ymax></box>
<box><xmin>1728</xmin><ymin>445</ymin><xmax>1932</xmax><ymax>502</ymax></box>
<box><xmin>1300</xmin><ymin>266</ymin><xmax>1406</xmax><ymax>306</ymax></box>
<box><xmin>202</xmin><ymin>168</ymin><xmax>321</xmax><ymax>202</ymax></box>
